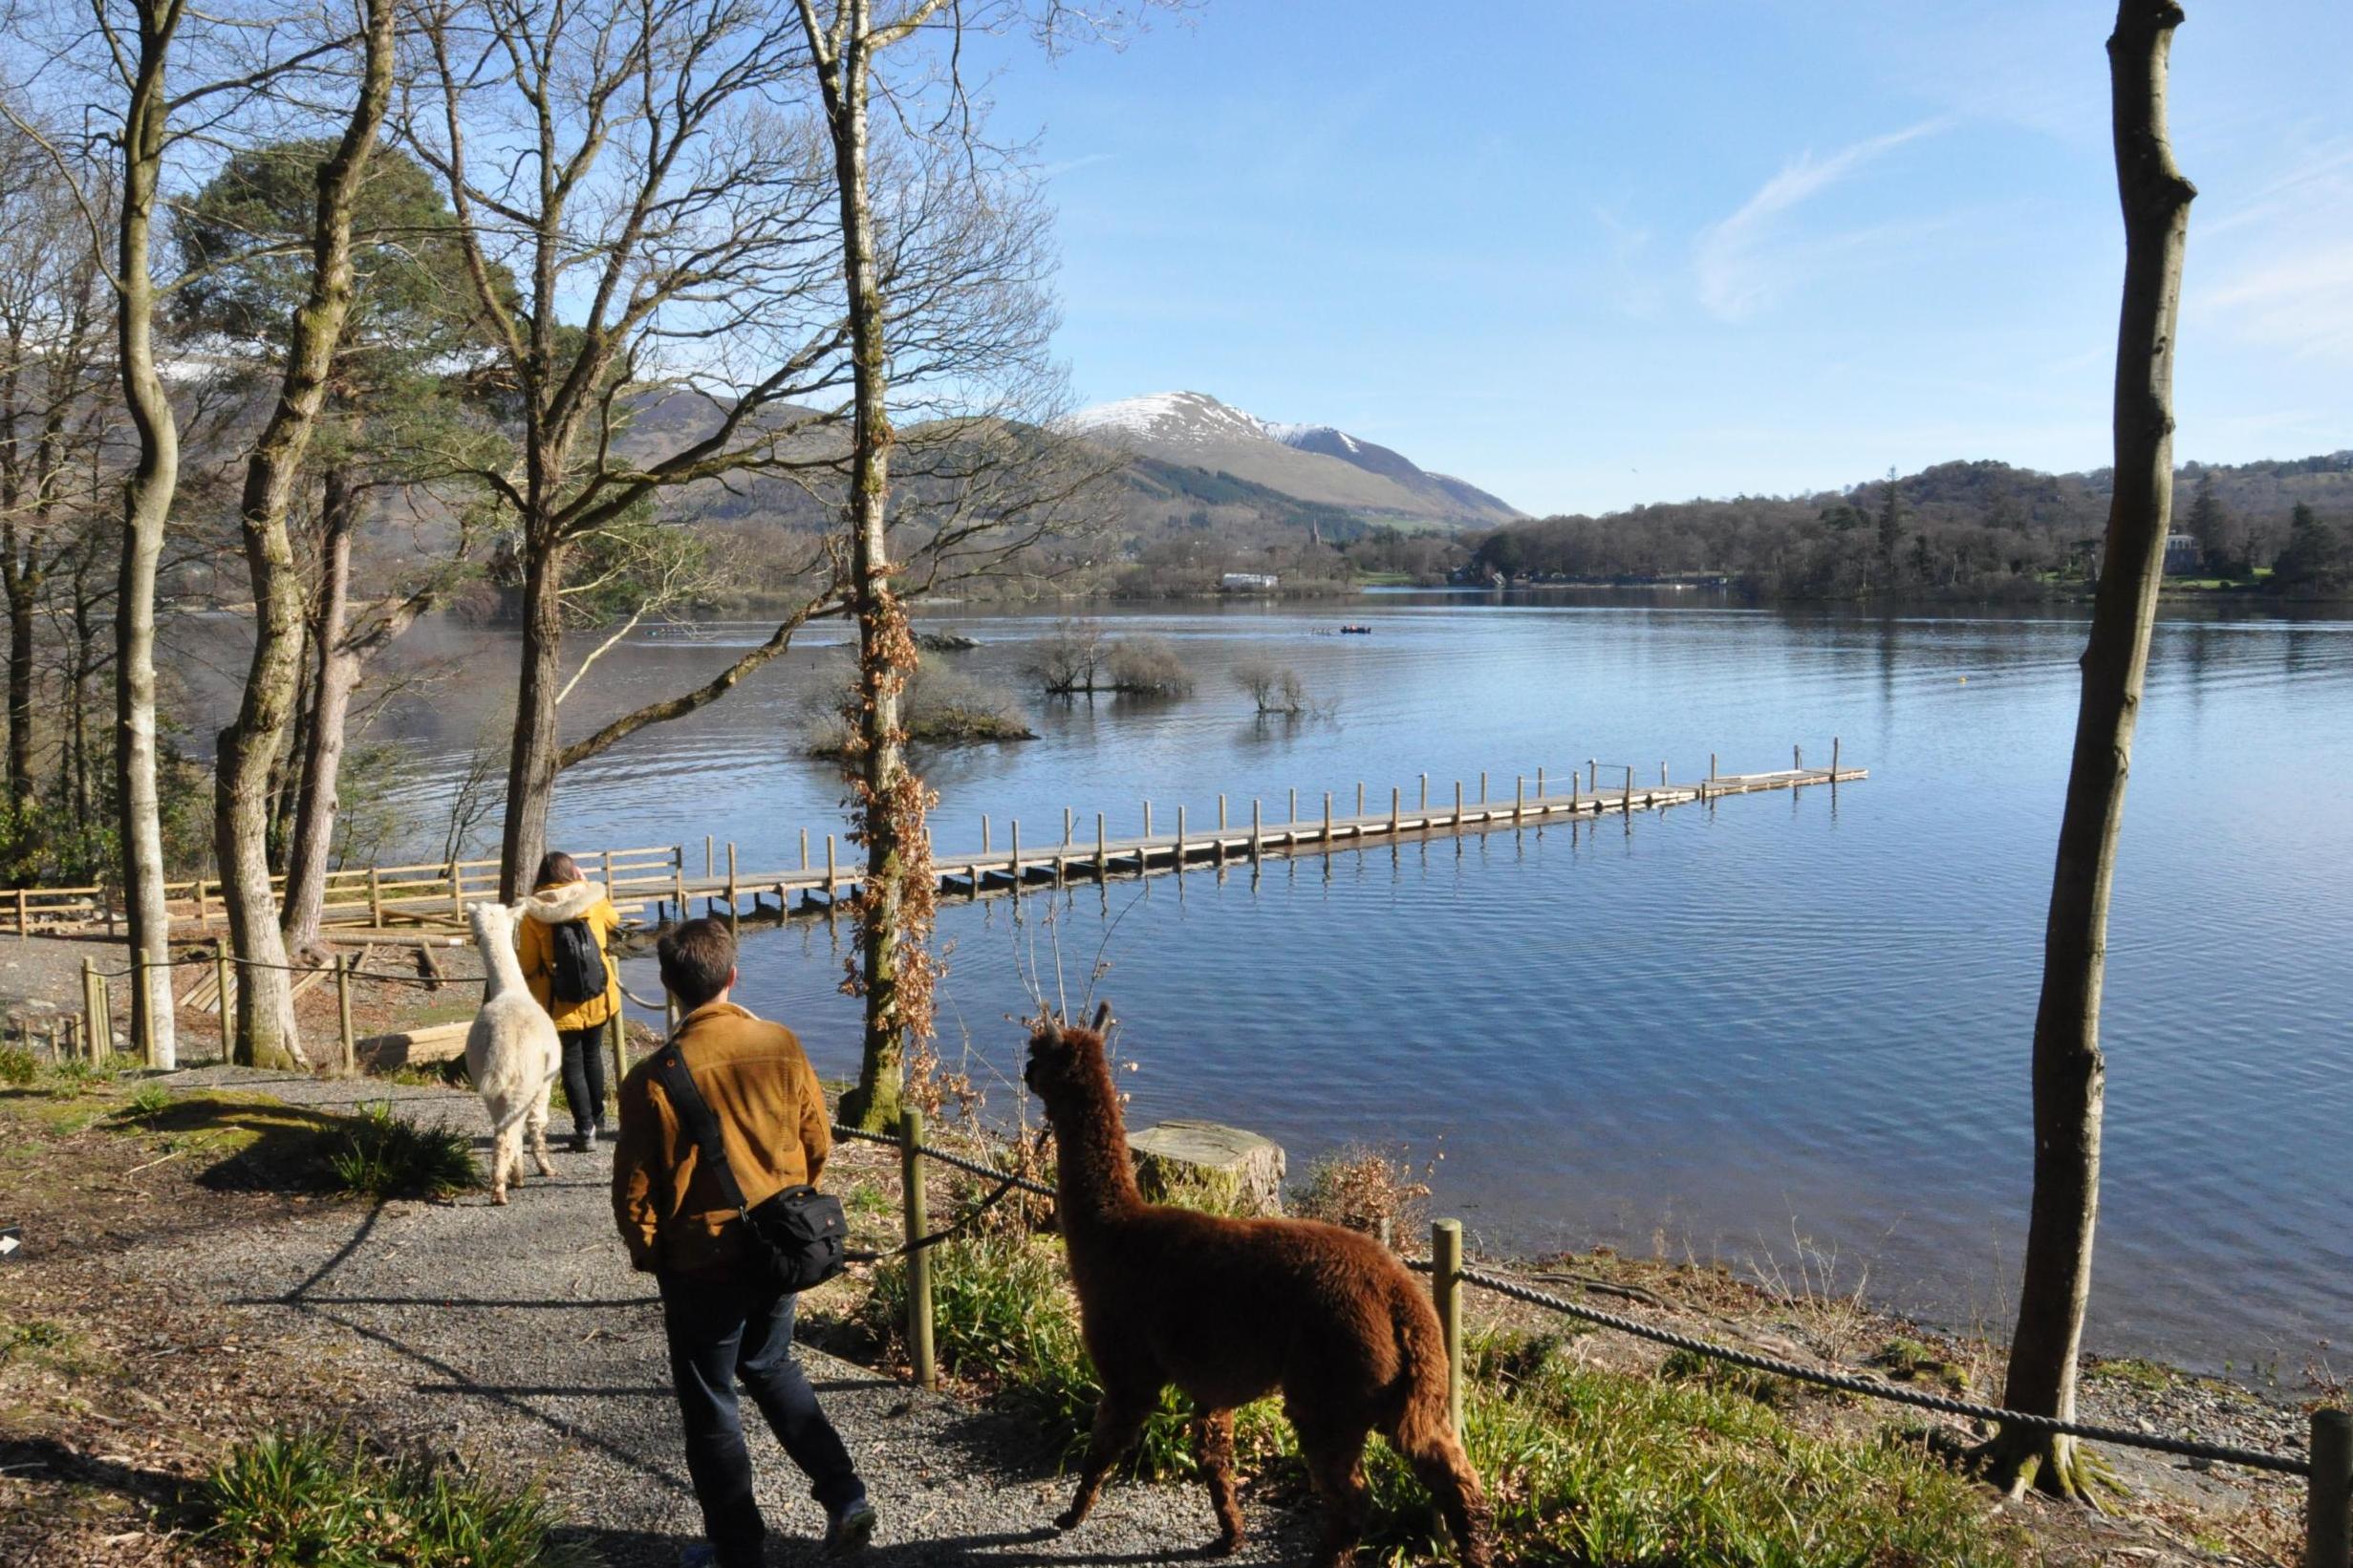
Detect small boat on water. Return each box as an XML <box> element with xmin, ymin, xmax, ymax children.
<box><xmin>1339</xmin><ymin>623</ymin><xmax>1373</xmax><ymax>635</ymax></box>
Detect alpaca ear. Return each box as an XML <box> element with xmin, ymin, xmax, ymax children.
<box><xmin>1090</xmin><ymin>1001</ymin><xmax>1111</xmax><ymax>1033</ymax></box>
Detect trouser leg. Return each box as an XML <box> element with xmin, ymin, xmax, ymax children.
<box><xmin>660</xmin><ymin>1273</ymin><xmax>767</xmax><ymax>1568</ymax></box>
<box><xmin>558</xmin><ymin>1027</ymin><xmax>598</xmax><ymax>1133</ymax></box>
<box><xmin>737</xmin><ymin>1287</ymin><xmax>864</xmax><ymax>1513</ymax></box>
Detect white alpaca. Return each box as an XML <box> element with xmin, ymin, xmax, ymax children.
<box><xmin>464</xmin><ymin>899</ymin><xmax>562</xmax><ymax>1203</ymax></box>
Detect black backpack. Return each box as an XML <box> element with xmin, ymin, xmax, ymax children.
<box><xmin>549</xmin><ymin>919</ymin><xmax>606</xmax><ymax>1004</ymax></box>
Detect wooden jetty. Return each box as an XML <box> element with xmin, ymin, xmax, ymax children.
<box><xmin>3</xmin><ymin>749</ymin><xmax>1864</xmax><ymax>938</ymax></box>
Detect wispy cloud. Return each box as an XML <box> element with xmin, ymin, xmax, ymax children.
<box><xmin>1040</xmin><ymin>152</ymin><xmax>1117</xmax><ymax>181</ymax></box>
<box><xmin>1694</xmin><ymin>119</ymin><xmax>1953</xmax><ymax>321</ymax></box>
<box><xmin>2198</xmin><ymin>247</ymin><xmax>2353</xmax><ymax>362</ymax></box>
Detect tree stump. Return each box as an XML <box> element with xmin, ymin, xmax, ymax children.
<box><xmin>1129</xmin><ymin>1120</ymin><xmax>1285</xmax><ymax>1216</ymax></box>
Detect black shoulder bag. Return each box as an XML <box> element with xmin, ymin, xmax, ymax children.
<box><xmin>653</xmin><ymin>1039</ymin><xmax>847</xmax><ymax>1293</ymax></box>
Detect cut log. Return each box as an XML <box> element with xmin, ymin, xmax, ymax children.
<box><xmin>1128</xmin><ymin>1119</ymin><xmax>1286</xmax><ymax>1216</ymax></box>
<box><xmin>353</xmin><ymin>1020</ymin><xmax>471</xmax><ymax>1071</ymax></box>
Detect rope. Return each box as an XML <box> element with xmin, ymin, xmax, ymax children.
<box><xmin>843</xmin><ymin>1171</ymin><xmax>1026</xmax><ymax>1263</ymax></box>
<box><xmin>1411</xmin><ymin>1259</ymin><xmax>2307</xmax><ymax>1477</ymax></box>
<box><xmin>829</xmin><ymin>1123</ymin><xmax>1058</xmax><ymax>1200</ymax></box>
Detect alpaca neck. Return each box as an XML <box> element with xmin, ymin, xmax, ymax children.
<box><xmin>475</xmin><ymin>919</ymin><xmax>529</xmax><ymax>1000</ymax></box>
<box><xmin>1052</xmin><ymin>1059</ymin><xmax>1146</xmax><ymax>1236</ymax></box>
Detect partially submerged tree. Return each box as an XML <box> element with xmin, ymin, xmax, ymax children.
<box><xmin>1978</xmin><ymin>0</ymin><xmax>2196</xmax><ymax>1502</ymax></box>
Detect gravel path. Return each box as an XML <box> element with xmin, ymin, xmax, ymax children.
<box><xmin>139</xmin><ymin>1067</ymin><xmax>1317</xmax><ymax>1568</ymax></box>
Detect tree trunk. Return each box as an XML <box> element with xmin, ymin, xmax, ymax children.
<box><xmin>116</xmin><ymin>3</ymin><xmax>185</xmax><ymax>1068</ymax></box>
<box><xmin>3</xmin><ymin>526</ymin><xmax>34</xmax><ymax>819</ymax></box>
<box><xmin>1984</xmin><ymin>0</ymin><xmax>2194</xmax><ymax>1501</ymax></box>
<box><xmin>498</xmin><ymin>530</ymin><xmax>566</xmax><ymax>902</ymax></box>
<box><xmin>821</xmin><ymin>26</ymin><xmax>917</xmax><ymax>1134</ymax></box>
<box><xmin>280</xmin><ymin>472</ymin><xmax>357</xmax><ymax>953</ymax></box>
<box><xmin>213</xmin><ymin>0</ymin><xmax>395</xmax><ymax>1067</ymax></box>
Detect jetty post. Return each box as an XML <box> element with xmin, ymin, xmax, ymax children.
<box><xmin>2311</xmin><ymin>1407</ymin><xmax>2351</xmax><ymax>1568</ymax></box>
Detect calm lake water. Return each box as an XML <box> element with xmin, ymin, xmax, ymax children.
<box><xmin>182</xmin><ymin>592</ymin><xmax>2353</xmax><ymax>1370</ymax></box>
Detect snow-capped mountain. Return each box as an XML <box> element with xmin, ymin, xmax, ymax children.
<box><xmin>1068</xmin><ymin>392</ymin><xmax>1521</xmax><ymax>527</ymax></box>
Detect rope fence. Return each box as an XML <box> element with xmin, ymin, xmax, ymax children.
<box><xmin>809</xmin><ymin>1118</ymin><xmax>2352</xmax><ymax>1566</ymax></box>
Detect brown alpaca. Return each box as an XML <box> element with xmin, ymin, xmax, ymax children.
<box><xmin>1024</xmin><ymin>1007</ymin><xmax>1490</xmax><ymax>1568</ymax></box>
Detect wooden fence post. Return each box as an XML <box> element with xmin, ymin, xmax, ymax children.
<box><xmin>336</xmin><ymin>955</ymin><xmax>356</xmax><ymax>1074</ymax></box>
<box><xmin>215</xmin><ymin>952</ymin><xmax>234</xmax><ymax>1062</ymax></box>
<box><xmin>1433</xmin><ymin>1219</ymin><xmax>1464</xmax><ymax>1437</ymax></box>
<box><xmin>901</xmin><ymin>1107</ymin><xmax>937</xmax><ymax>1389</ymax></box>
<box><xmin>2311</xmin><ymin>1408</ymin><xmax>2351</xmax><ymax>1568</ymax></box>
<box><xmin>95</xmin><ymin>974</ymin><xmax>111</xmax><ymax>1063</ymax></box>
<box><xmin>1391</xmin><ymin>786</ymin><xmax>1401</xmax><ymax>834</ymax></box>
<box><xmin>449</xmin><ymin>858</ymin><xmax>464</xmax><ymax>921</ymax></box>
<box><xmin>608</xmin><ymin>1010</ymin><xmax>627</xmax><ymax>1103</ymax></box>
<box><xmin>135</xmin><ymin>957</ymin><xmax>156</xmax><ymax>1066</ymax></box>
<box><xmin>1250</xmin><ymin>799</ymin><xmax>1263</xmax><ymax>862</ymax></box>
<box><xmin>1096</xmin><ymin>813</ymin><xmax>1109</xmax><ymax>879</ymax></box>
<box><xmin>369</xmin><ymin>866</ymin><xmax>384</xmax><ymax>926</ymax></box>
<box><xmin>14</xmin><ymin>886</ymin><xmax>26</xmax><ymax>936</ymax></box>
<box><xmin>601</xmin><ymin>848</ymin><xmax>616</xmax><ymax>901</ymax></box>
<box><xmin>1831</xmin><ymin>736</ymin><xmax>1842</xmax><ymax>779</ymax></box>
<box><xmin>81</xmin><ymin>958</ymin><xmax>101</xmax><ymax>1062</ymax></box>
<box><xmin>826</xmin><ymin>835</ymin><xmax>838</xmax><ymax>897</ymax></box>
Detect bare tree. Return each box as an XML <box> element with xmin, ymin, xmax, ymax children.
<box><xmin>404</xmin><ymin>0</ymin><xmax>855</xmax><ymax>899</ymax></box>
<box><xmin>1977</xmin><ymin>0</ymin><xmax>2196</xmax><ymax>1502</ymax></box>
<box><xmin>1233</xmin><ymin>659</ymin><xmax>1308</xmax><ymax>716</ymax></box>
<box><xmin>1024</xmin><ymin>617</ymin><xmax>1107</xmax><ymax>693</ymax></box>
<box><xmin>211</xmin><ymin>0</ymin><xmax>400</xmax><ymax>1067</ymax></box>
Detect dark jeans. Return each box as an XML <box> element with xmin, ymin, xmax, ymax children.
<box><xmin>558</xmin><ymin>1026</ymin><xmax>607</xmax><ymax>1134</ymax></box>
<box><xmin>659</xmin><ymin>1271</ymin><xmax>863</xmax><ymax>1567</ymax></box>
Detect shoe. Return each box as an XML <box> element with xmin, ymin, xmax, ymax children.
<box><xmin>678</xmin><ymin>1544</ymin><xmax>718</xmax><ymax>1568</ymax></box>
<box><xmin>824</xmin><ymin>1496</ymin><xmax>876</xmax><ymax>1557</ymax></box>
<box><xmin>570</xmin><ymin>1130</ymin><xmax>593</xmax><ymax>1154</ymax></box>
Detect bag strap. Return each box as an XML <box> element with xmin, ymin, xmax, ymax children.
<box><xmin>652</xmin><ymin>1029</ymin><xmax>750</xmax><ymax>1217</ymax></box>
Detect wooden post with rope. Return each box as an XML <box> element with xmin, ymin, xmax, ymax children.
<box><xmin>333</xmin><ymin>956</ymin><xmax>355</xmax><ymax>1073</ymax></box>
<box><xmin>2309</xmin><ymin>1407</ymin><xmax>2351</xmax><ymax>1568</ymax></box>
<box><xmin>901</xmin><ymin>1107</ymin><xmax>937</xmax><ymax>1389</ymax></box>
<box><xmin>1433</xmin><ymin>1219</ymin><xmax>1464</xmax><ymax>1438</ymax></box>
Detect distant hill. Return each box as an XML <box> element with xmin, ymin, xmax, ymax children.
<box><xmin>1068</xmin><ymin>391</ymin><xmax>1523</xmax><ymax>531</ymax></box>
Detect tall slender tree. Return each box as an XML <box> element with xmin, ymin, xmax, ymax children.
<box><xmin>1979</xmin><ymin>0</ymin><xmax>2195</xmax><ymax>1501</ymax></box>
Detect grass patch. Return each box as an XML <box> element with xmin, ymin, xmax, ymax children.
<box><xmin>327</xmin><ymin>1103</ymin><xmax>480</xmax><ymax>1201</ymax></box>
<box><xmin>0</xmin><ymin>1043</ymin><xmax>35</xmax><ymax>1085</ymax></box>
<box><xmin>199</xmin><ymin>1429</ymin><xmax>586</xmax><ymax>1568</ymax></box>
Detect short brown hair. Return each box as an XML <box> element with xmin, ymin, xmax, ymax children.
<box><xmin>658</xmin><ymin>917</ymin><xmax>736</xmax><ymax>1009</ymax></box>
<box><xmin>535</xmin><ymin>850</ymin><xmax>583</xmax><ymax>888</ymax></box>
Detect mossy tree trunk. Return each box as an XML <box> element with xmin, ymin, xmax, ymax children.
<box><xmin>1982</xmin><ymin>0</ymin><xmax>2195</xmax><ymax>1502</ymax></box>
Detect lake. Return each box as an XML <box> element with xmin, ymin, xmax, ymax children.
<box><xmin>178</xmin><ymin>591</ymin><xmax>2353</xmax><ymax>1371</ymax></box>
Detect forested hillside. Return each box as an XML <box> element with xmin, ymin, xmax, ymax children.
<box><xmin>1469</xmin><ymin>454</ymin><xmax>2353</xmax><ymax>599</ymax></box>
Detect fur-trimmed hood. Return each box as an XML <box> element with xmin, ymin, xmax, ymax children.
<box><xmin>519</xmin><ymin>879</ymin><xmax>608</xmax><ymax>923</ymax></box>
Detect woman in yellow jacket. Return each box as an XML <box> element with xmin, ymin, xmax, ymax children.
<box><xmin>517</xmin><ymin>850</ymin><xmax>623</xmax><ymax>1152</ymax></box>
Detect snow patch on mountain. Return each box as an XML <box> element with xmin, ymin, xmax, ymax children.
<box><xmin>1067</xmin><ymin>391</ymin><xmax>1275</xmax><ymax>448</ymax></box>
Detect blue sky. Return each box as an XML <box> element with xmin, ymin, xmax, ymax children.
<box><xmin>974</xmin><ymin>1</ymin><xmax>2353</xmax><ymax>516</ymax></box>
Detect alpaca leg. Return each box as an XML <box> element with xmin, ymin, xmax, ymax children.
<box><xmin>527</xmin><ymin>1077</ymin><xmax>556</xmax><ymax>1176</ymax></box>
<box><xmin>1297</xmin><ymin>1428</ymin><xmax>1372</xmax><ymax>1568</ymax></box>
<box><xmin>1056</xmin><ymin>1383</ymin><xmax>1156</xmax><ymax>1533</ymax></box>
<box><xmin>1402</xmin><ymin>1434</ymin><xmax>1492</xmax><ymax>1568</ymax></box>
<box><xmin>1197</xmin><ymin>1407</ymin><xmax>1244</xmax><ymax>1556</ymax></box>
<box><xmin>490</xmin><ymin>1119</ymin><xmax>518</xmax><ymax>1204</ymax></box>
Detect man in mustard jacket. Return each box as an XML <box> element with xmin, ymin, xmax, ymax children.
<box><xmin>517</xmin><ymin>850</ymin><xmax>622</xmax><ymax>1151</ymax></box>
<box><xmin>613</xmin><ymin>917</ymin><xmax>873</xmax><ymax>1565</ymax></box>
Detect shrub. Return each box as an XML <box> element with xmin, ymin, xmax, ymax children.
<box><xmin>0</xmin><ymin>1044</ymin><xmax>34</xmax><ymax>1086</ymax></box>
<box><xmin>122</xmin><ymin>1083</ymin><xmax>173</xmax><ymax>1121</ymax></box>
<box><xmin>1024</xmin><ymin>619</ymin><xmax>1109</xmax><ymax>693</ymax></box>
<box><xmin>1232</xmin><ymin>660</ymin><xmax>1310</xmax><ymax>716</ymax></box>
<box><xmin>46</xmin><ymin>1058</ymin><xmax>103</xmax><ymax>1097</ymax></box>
<box><xmin>328</xmin><ymin>1103</ymin><xmax>479</xmax><ymax>1201</ymax></box>
<box><xmin>1105</xmin><ymin>636</ymin><xmax>1194</xmax><ymax>697</ymax></box>
<box><xmin>1289</xmin><ymin>1145</ymin><xmax>1431</xmax><ymax>1245</ymax></box>
<box><xmin>200</xmin><ymin>1429</ymin><xmax>585</xmax><ymax>1568</ymax></box>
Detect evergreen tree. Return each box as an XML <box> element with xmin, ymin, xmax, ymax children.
<box><xmin>2183</xmin><ymin>469</ymin><xmax>2232</xmax><ymax>571</ymax></box>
